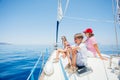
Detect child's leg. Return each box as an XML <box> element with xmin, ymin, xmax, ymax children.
<box><xmin>62</xmin><ymin>52</ymin><xmax>66</xmax><ymax>58</ymax></box>
<box><xmin>67</xmin><ymin>49</ymin><xmax>78</xmax><ymax>73</ymax></box>
<box><xmin>55</xmin><ymin>49</ymin><xmax>61</xmax><ymax>59</ymax></box>
<box><xmin>72</xmin><ymin>49</ymin><xmax>77</xmax><ymax>67</ymax></box>
<box><xmin>66</xmin><ymin>48</ymin><xmax>72</xmax><ymax>65</ymax></box>
<box><xmin>55</xmin><ymin>49</ymin><xmax>65</xmax><ymax>59</ymax></box>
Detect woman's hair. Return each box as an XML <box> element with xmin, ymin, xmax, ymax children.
<box><xmin>88</xmin><ymin>33</ymin><xmax>94</xmax><ymax>38</ymax></box>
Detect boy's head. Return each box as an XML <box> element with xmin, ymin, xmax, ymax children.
<box><xmin>74</xmin><ymin>33</ymin><xmax>84</xmax><ymax>44</ymax></box>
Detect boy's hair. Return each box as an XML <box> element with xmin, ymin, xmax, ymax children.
<box><xmin>74</xmin><ymin>33</ymin><xmax>84</xmax><ymax>39</ymax></box>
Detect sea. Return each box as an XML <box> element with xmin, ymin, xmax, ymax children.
<box><xmin>0</xmin><ymin>44</ymin><xmax>120</xmax><ymax>80</ymax></box>
<box><xmin>0</xmin><ymin>45</ymin><xmax>53</xmax><ymax>80</ymax></box>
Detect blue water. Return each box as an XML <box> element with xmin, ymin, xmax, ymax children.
<box><xmin>99</xmin><ymin>45</ymin><xmax>120</xmax><ymax>55</ymax></box>
<box><xmin>0</xmin><ymin>45</ymin><xmax>119</xmax><ymax>80</ymax></box>
<box><xmin>0</xmin><ymin>45</ymin><xmax>53</xmax><ymax>80</ymax></box>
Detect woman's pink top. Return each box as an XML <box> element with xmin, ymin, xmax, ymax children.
<box><xmin>85</xmin><ymin>36</ymin><xmax>97</xmax><ymax>56</ymax></box>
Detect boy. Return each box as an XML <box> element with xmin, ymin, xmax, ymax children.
<box><xmin>68</xmin><ymin>33</ymin><xmax>88</xmax><ymax>73</ymax></box>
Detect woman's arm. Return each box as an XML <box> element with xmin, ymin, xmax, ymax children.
<box><xmin>94</xmin><ymin>44</ymin><xmax>107</xmax><ymax>60</ymax></box>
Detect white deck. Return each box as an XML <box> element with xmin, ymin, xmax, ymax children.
<box><xmin>39</xmin><ymin>50</ymin><xmax>119</xmax><ymax>80</ymax></box>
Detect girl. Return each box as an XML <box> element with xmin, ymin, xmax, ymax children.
<box><xmin>83</xmin><ymin>28</ymin><xmax>107</xmax><ymax>60</ymax></box>
<box><xmin>53</xmin><ymin>36</ymin><xmax>72</xmax><ymax>65</ymax></box>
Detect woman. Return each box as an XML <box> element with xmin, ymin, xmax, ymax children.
<box><xmin>83</xmin><ymin>28</ymin><xmax>107</xmax><ymax>60</ymax></box>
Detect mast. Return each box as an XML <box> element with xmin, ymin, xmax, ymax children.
<box><xmin>112</xmin><ymin>0</ymin><xmax>119</xmax><ymax>55</ymax></box>
<box><xmin>55</xmin><ymin>0</ymin><xmax>63</xmax><ymax>49</ymax></box>
<box><xmin>55</xmin><ymin>0</ymin><xmax>69</xmax><ymax>49</ymax></box>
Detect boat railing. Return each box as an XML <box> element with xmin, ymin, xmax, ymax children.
<box><xmin>26</xmin><ymin>48</ymin><xmax>50</xmax><ymax>80</ymax></box>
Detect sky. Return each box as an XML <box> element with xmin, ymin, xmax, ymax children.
<box><xmin>0</xmin><ymin>0</ymin><xmax>120</xmax><ymax>45</ymax></box>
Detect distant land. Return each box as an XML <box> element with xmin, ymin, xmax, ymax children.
<box><xmin>0</xmin><ymin>42</ymin><xmax>12</xmax><ymax>45</ymax></box>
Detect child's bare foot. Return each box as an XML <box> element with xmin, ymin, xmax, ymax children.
<box><xmin>62</xmin><ymin>53</ymin><xmax>66</xmax><ymax>58</ymax></box>
<box><xmin>65</xmin><ymin>63</ymin><xmax>71</xmax><ymax>69</ymax></box>
<box><xmin>67</xmin><ymin>66</ymin><xmax>78</xmax><ymax>74</ymax></box>
<box><xmin>53</xmin><ymin>58</ymin><xmax>59</xmax><ymax>63</ymax></box>
<box><xmin>53</xmin><ymin>58</ymin><xmax>59</xmax><ymax>60</ymax></box>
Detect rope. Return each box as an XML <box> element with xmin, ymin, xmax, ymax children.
<box><xmin>112</xmin><ymin>0</ymin><xmax>119</xmax><ymax>54</ymax></box>
<box><xmin>101</xmin><ymin>60</ymin><xmax>109</xmax><ymax>80</ymax></box>
<box><xmin>60</xmin><ymin>58</ymin><xmax>69</xmax><ymax>80</ymax></box>
<box><xmin>73</xmin><ymin>74</ymin><xmax>77</xmax><ymax>80</ymax></box>
<box><xmin>40</xmin><ymin>52</ymin><xmax>45</xmax><ymax>74</ymax></box>
<box><xmin>63</xmin><ymin>0</ymin><xmax>70</xmax><ymax>16</ymax></box>
<box><xmin>26</xmin><ymin>53</ymin><xmax>42</xmax><ymax>80</ymax></box>
<box><xmin>87</xmin><ymin>75</ymin><xmax>90</xmax><ymax>80</ymax></box>
<box><xmin>64</xmin><ymin>16</ymin><xmax>114</xmax><ymax>23</ymax></box>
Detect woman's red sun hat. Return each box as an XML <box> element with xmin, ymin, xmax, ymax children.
<box><xmin>83</xmin><ymin>28</ymin><xmax>93</xmax><ymax>33</ymax></box>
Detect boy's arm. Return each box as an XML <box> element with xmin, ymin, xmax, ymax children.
<box><xmin>72</xmin><ymin>46</ymin><xmax>80</xmax><ymax>51</ymax></box>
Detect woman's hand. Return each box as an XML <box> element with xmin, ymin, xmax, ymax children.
<box><xmin>100</xmin><ymin>57</ymin><xmax>108</xmax><ymax>60</ymax></box>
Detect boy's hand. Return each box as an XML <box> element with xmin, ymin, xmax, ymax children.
<box><xmin>72</xmin><ymin>46</ymin><xmax>80</xmax><ymax>50</ymax></box>
<box><xmin>72</xmin><ymin>47</ymin><xmax>76</xmax><ymax>50</ymax></box>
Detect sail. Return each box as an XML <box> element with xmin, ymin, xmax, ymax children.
<box><xmin>57</xmin><ymin>0</ymin><xmax>63</xmax><ymax>22</ymax></box>
<box><xmin>116</xmin><ymin>0</ymin><xmax>120</xmax><ymax>22</ymax></box>
<box><xmin>56</xmin><ymin>0</ymin><xmax>69</xmax><ymax>44</ymax></box>
<box><xmin>117</xmin><ymin>0</ymin><xmax>120</xmax><ymax>11</ymax></box>
<box><xmin>56</xmin><ymin>0</ymin><xmax>63</xmax><ymax>44</ymax></box>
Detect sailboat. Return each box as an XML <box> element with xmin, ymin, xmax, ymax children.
<box><xmin>27</xmin><ymin>0</ymin><xmax>120</xmax><ymax>80</ymax></box>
